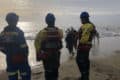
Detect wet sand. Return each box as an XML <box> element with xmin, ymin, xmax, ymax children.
<box><xmin>0</xmin><ymin>51</ymin><xmax>120</xmax><ymax>80</ymax></box>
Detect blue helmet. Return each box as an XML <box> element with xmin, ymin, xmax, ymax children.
<box><xmin>45</xmin><ymin>13</ymin><xmax>55</xmax><ymax>25</ymax></box>
<box><xmin>6</xmin><ymin>12</ymin><xmax>19</xmax><ymax>22</ymax></box>
<box><xmin>80</xmin><ymin>12</ymin><xmax>89</xmax><ymax>18</ymax></box>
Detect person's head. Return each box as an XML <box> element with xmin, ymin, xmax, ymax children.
<box><xmin>45</xmin><ymin>13</ymin><xmax>56</xmax><ymax>27</ymax></box>
<box><xmin>80</xmin><ymin>11</ymin><xmax>90</xmax><ymax>24</ymax></box>
<box><xmin>6</xmin><ymin>12</ymin><xmax>19</xmax><ymax>26</ymax></box>
<box><xmin>71</xmin><ymin>27</ymin><xmax>74</xmax><ymax>30</ymax></box>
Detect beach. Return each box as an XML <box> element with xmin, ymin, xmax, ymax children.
<box><xmin>0</xmin><ymin>49</ymin><xmax>120</xmax><ymax>80</ymax></box>
<box><xmin>0</xmin><ymin>36</ymin><xmax>120</xmax><ymax>80</ymax></box>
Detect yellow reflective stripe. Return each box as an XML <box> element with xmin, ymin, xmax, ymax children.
<box><xmin>20</xmin><ymin>44</ymin><xmax>27</xmax><ymax>48</ymax></box>
<box><xmin>20</xmin><ymin>72</ymin><xmax>27</xmax><ymax>76</ymax></box>
<box><xmin>59</xmin><ymin>29</ymin><xmax>63</xmax><ymax>39</ymax></box>
<box><xmin>2</xmin><ymin>32</ymin><xmax>18</xmax><ymax>36</ymax></box>
<box><xmin>8</xmin><ymin>71</ymin><xmax>18</xmax><ymax>76</ymax></box>
<box><xmin>79</xmin><ymin>41</ymin><xmax>91</xmax><ymax>44</ymax></box>
<box><xmin>11</xmin><ymin>32</ymin><xmax>18</xmax><ymax>36</ymax></box>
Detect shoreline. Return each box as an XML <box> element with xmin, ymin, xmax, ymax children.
<box><xmin>0</xmin><ymin>51</ymin><xmax>120</xmax><ymax>80</ymax></box>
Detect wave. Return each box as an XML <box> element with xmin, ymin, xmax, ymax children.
<box><xmin>25</xmin><ymin>29</ymin><xmax>120</xmax><ymax>40</ymax></box>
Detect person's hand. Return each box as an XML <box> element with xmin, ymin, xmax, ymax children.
<box><xmin>36</xmin><ymin>51</ymin><xmax>48</xmax><ymax>61</ymax></box>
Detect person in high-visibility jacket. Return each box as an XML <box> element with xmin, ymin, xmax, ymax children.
<box><xmin>0</xmin><ymin>13</ymin><xmax>31</xmax><ymax>80</ymax></box>
<box><xmin>34</xmin><ymin>13</ymin><xmax>63</xmax><ymax>80</ymax></box>
<box><xmin>76</xmin><ymin>12</ymin><xmax>99</xmax><ymax>80</ymax></box>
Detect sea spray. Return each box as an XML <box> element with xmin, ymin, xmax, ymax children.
<box><xmin>90</xmin><ymin>36</ymin><xmax>100</xmax><ymax>57</ymax></box>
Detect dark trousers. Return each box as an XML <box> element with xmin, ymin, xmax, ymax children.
<box><xmin>76</xmin><ymin>49</ymin><xmax>90</xmax><ymax>80</ymax></box>
<box><xmin>44</xmin><ymin>67</ymin><xmax>59</xmax><ymax>80</ymax></box>
<box><xmin>43</xmin><ymin>51</ymin><xmax>60</xmax><ymax>80</ymax></box>
<box><xmin>66</xmin><ymin>43</ymin><xmax>74</xmax><ymax>55</ymax></box>
<box><xmin>7</xmin><ymin>62</ymin><xmax>31</xmax><ymax>80</ymax></box>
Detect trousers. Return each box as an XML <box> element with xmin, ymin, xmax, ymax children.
<box><xmin>76</xmin><ymin>49</ymin><xmax>90</xmax><ymax>80</ymax></box>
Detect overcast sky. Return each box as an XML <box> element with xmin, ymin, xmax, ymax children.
<box><xmin>1</xmin><ymin>0</ymin><xmax>120</xmax><ymax>15</ymax></box>
<box><xmin>0</xmin><ymin>0</ymin><xmax>120</xmax><ymax>27</ymax></box>
<box><xmin>35</xmin><ymin>0</ymin><xmax>120</xmax><ymax>16</ymax></box>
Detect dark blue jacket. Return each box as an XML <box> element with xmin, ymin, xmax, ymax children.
<box><xmin>0</xmin><ymin>26</ymin><xmax>28</xmax><ymax>65</ymax></box>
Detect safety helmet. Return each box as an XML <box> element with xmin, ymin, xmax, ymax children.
<box><xmin>45</xmin><ymin>13</ymin><xmax>55</xmax><ymax>25</ymax></box>
<box><xmin>6</xmin><ymin>12</ymin><xmax>19</xmax><ymax>23</ymax></box>
<box><xmin>80</xmin><ymin>12</ymin><xmax>89</xmax><ymax>18</ymax></box>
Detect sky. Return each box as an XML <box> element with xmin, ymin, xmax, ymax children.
<box><xmin>0</xmin><ymin>0</ymin><xmax>120</xmax><ymax>28</ymax></box>
<box><xmin>0</xmin><ymin>0</ymin><xmax>120</xmax><ymax>15</ymax></box>
<box><xmin>33</xmin><ymin>0</ymin><xmax>120</xmax><ymax>16</ymax></box>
